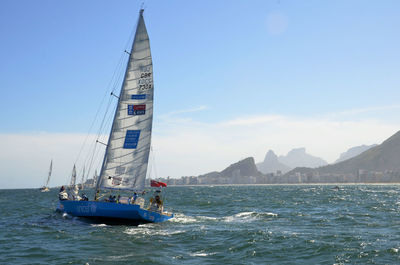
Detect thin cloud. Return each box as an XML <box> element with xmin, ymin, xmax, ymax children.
<box><xmin>2</xmin><ymin>111</ymin><xmax>399</xmax><ymax>188</ymax></box>
<box><xmin>220</xmin><ymin>115</ymin><xmax>282</xmax><ymax>126</ymax></box>
<box><xmin>326</xmin><ymin>105</ymin><xmax>400</xmax><ymax>118</ymax></box>
<box><xmin>160</xmin><ymin>105</ymin><xmax>208</xmax><ymax>119</ymax></box>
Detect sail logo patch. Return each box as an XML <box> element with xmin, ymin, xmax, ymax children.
<box><xmin>131</xmin><ymin>94</ymin><xmax>147</xmax><ymax>100</ymax></box>
<box><xmin>128</xmin><ymin>104</ymin><xmax>146</xmax><ymax>115</ymax></box>
<box><xmin>123</xmin><ymin>130</ymin><xmax>141</xmax><ymax>149</ymax></box>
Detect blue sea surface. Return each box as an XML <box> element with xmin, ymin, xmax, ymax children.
<box><xmin>1</xmin><ymin>185</ymin><xmax>400</xmax><ymax>264</ymax></box>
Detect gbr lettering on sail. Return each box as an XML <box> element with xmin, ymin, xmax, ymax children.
<box><xmin>138</xmin><ymin>65</ymin><xmax>152</xmax><ymax>91</ymax></box>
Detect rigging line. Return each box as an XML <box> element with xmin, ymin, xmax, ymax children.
<box><xmin>93</xmin><ymin>53</ymin><xmax>127</xmax><ymax>142</ymax></box>
<box><xmin>123</xmin><ymin>14</ymin><xmax>138</xmax><ymax>53</ymax></box>
<box><xmin>95</xmin><ymin>53</ymin><xmax>127</xmax><ymax>139</ymax></box>
<box><xmin>85</xmin><ymin>143</ymin><xmax>99</xmax><ymax>186</ymax></box>
<box><xmin>81</xmin><ymin>134</ymin><xmax>98</xmax><ymax>168</ymax></box>
<box><xmin>151</xmin><ymin>146</ymin><xmax>159</xmax><ymax>180</ymax></box>
<box><xmin>100</xmin><ymin>7</ymin><xmax>136</xmax><ymax>98</ymax></box>
<box><xmin>89</xmin><ymin>149</ymin><xmax>102</xmax><ymax>179</ymax></box>
<box><xmin>93</xmin><ymin>28</ymin><xmax>131</xmax><ymax>147</ymax></box>
<box><xmin>79</xmin><ymin>127</ymin><xmax>101</xmax><ymax>173</ymax></box>
<box><xmin>95</xmin><ymin>96</ymin><xmax>114</xmax><ymax>139</ymax></box>
<box><xmin>110</xmin><ymin>54</ymin><xmax>128</xmax><ymax>95</ymax></box>
<box><xmin>98</xmin><ymin>100</ymin><xmax>116</xmax><ymax>141</ymax></box>
<box><xmin>147</xmin><ymin>148</ymin><xmax>153</xmax><ymax>181</ymax></box>
<box><xmin>81</xmin><ymin>137</ymin><xmax>100</xmax><ymax>182</ymax></box>
<box><xmin>74</xmin><ymin>50</ymin><xmax>128</xmax><ymax>165</ymax></box>
<box><xmin>92</xmin><ymin>98</ymin><xmax>117</xmax><ymax>182</ymax></box>
<box><xmin>82</xmin><ymin>102</ymin><xmax>113</xmax><ymax>181</ymax></box>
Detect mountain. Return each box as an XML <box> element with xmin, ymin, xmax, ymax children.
<box><xmin>256</xmin><ymin>150</ymin><xmax>291</xmax><ymax>174</ymax></box>
<box><xmin>288</xmin><ymin>130</ymin><xmax>400</xmax><ymax>175</ymax></box>
<box><xmin>335</xmin><ymin>144</ymin><xmax>378</xmax><ymax>163</ymax></box>
<box><xmin>220</xmin><ymin>157</ymin><xmax>263</xmax><ymax>177</ymax></box>
<box><xmin>198</xmin><ymin>157</ymin><xmax>264</xmax><ymax>184</ymax></box>
<box><xmin>321</xmin><ymin>131</ymin><xmax>400</xmax><ymax>173</ymax></box>
<box><xmin>278</xmin><ymin>148</ymin><xmax>328</xmax><ymax>168</ymax></box>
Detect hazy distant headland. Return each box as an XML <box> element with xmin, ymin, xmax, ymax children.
<box><xmin>163</xmin><ymin>130</ymin><xmax>400</xmax><ymax>185</ymax></box>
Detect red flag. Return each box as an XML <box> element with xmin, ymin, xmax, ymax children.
<box><xmin>151</xmin><ymin>180</ymin><xmax>167</xmax><ymax>187</ymax></box>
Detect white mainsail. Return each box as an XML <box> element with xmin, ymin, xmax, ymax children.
<box><xmin>45</xmin><ymin>160</ymin><xmax>52</xmax><ymax>187</ymax></box>
<box><xmin>98</xmin><ymin>10</ymin><xmax>153</xmax><ymax>191</ymax></box>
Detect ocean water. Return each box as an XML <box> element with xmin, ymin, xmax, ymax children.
<box><xmin>1</xmin><ymin>185</ymin><xmax>400</xmax><ymax>264</ymax></box>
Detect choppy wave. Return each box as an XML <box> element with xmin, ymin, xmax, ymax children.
<box><xmin>2</xmin><ymin>185</ymin><xmax>400</xmax><ymax>264</ymax></box>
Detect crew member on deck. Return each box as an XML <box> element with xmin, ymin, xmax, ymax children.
<box><xmin>72</xmin><ymin>185</ymin><xmax>81</xmax><ymax>201</ymax></box>
<box><xmin>129</xmin><ymin>192</ymin><xmax>138</xmax><ymax>204</ymax></box>
<box><xmin>59</xmin><ymin>186</ymin><xmax>68</xmax><ymax>200</ymax></box>
<box><xmin>149</xmin><ymin>195</ymin><xmax>163</xmax><ymax>212</ymax></box>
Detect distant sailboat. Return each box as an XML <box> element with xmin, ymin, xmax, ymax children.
<box><xmin>57</xmin><ymin>9</ymin><xmax>173</xmax><ymax>224</ymax></box>
<box><xmin>70</xmin><ymin>164</ymin><xmax>77</xmax><ymax>187</ymax></box>
<box><xmin>40</xmin><ymin>160</ymin><xmax>52</xmax><ymax>192</ymax></box>
<box><xmin>67</xmin><ymin>164</ymin><xmax>81</xmax><ymax>201</ymax></box>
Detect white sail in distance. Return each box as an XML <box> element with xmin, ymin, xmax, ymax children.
<box><xmin>46</xmin><ymin>160</ymin><xmax>52</xmax><ymax>187</ymax></box>
<box><xmin>70</xmin><ymin>164</ymin><xmax>77</xmax><ymax>187</ymax></box>
<box><xmin>98</xmin><ymin>10</ymin><xmax>153</xmax><ymax>191</ymax></box>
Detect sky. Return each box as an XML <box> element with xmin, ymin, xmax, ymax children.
<box><xmin>1</xmin><ymin>0</ymin><xmax>400</xmax><ymax>188</ymax></box>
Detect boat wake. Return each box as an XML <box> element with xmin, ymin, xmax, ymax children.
<box><xmin>169</xmin><ymin>213</ymin><xmax>198</xmax><ymax>223</ymax></box>
<box><xmin>223</xmin><ymin>211</ymin><xmax>278</xmax><ymax>223</ymax></box>
<box><xmin>165</xmin><ymin>211</ymin><xmax>277</xmax><ymax>224</ymax></box>
<box><xmin>90</xmin><ymin>224</ymin><xmax>108</xmax><ymax>227</ymax></box>
<box><xmin>169</xmin><ymin>213</ymin><xmax>218</xmax><ymax>224</ymax></box>
<box><xmin>124</xmin><ymin>224</ymin><xmax>185</xmax><ymax>237</ymax></box>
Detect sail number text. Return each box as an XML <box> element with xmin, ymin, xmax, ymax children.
<box><xmin>138</xmin><ymin>66</ymin><xmax>152</xmax><ymax>91</ymax></box>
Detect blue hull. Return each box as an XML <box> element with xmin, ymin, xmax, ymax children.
<box><xmin>57</xmin><ymin>200</ymin><xmax>173</xmax><ymax>225</ymax></box>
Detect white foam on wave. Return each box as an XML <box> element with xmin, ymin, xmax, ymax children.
<box><xmin>104</xmin><ymin>253</ymin><xmax>136</xmax><ymax>261</ymax></box>
<box><xmin>169</xmin><ymin>213</ymin><xmax>197</xmax><ymax>223</ymax></box>
<box><xmin>169</xmin><ymin>213</ymin><xmax>218</xmax><ymax>224</ymax></box>
<box><xmin>124</xmin><ymin>225</ymin><xmax>185</xmax><ymax>237</ymax></box>
<box><xmin>190</xmin><ymin>251</ymin><xmax>217</xmax><ymax>257</ymax></box>
<box><xmin>197</xmin><ymin>215</ymin><xmax>218</xmax><ymax>221</ymax></box>
<box><xmin>90</xmin><ymin>224</ymin><xmax>108</xmax><ymax>227</ymax></box>
<box><xmin>265</xmin><ymin>212</ymin><xmax>278</xmax><ymax>217</ymax></box>
<box><xmin>223</xmin><ymin>211</ymin><xmax>277</xmax><ymax>223</ymax></box>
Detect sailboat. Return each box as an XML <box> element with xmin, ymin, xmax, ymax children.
<box><xmin>40</xmin><ymin>160</ymin><xmax>52</xmax><ymax>192</ymax></box>
<box><xmin>57</xmin><ymin>9</ymin><xmax>173</xmax><ymax>224</ymax></box>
